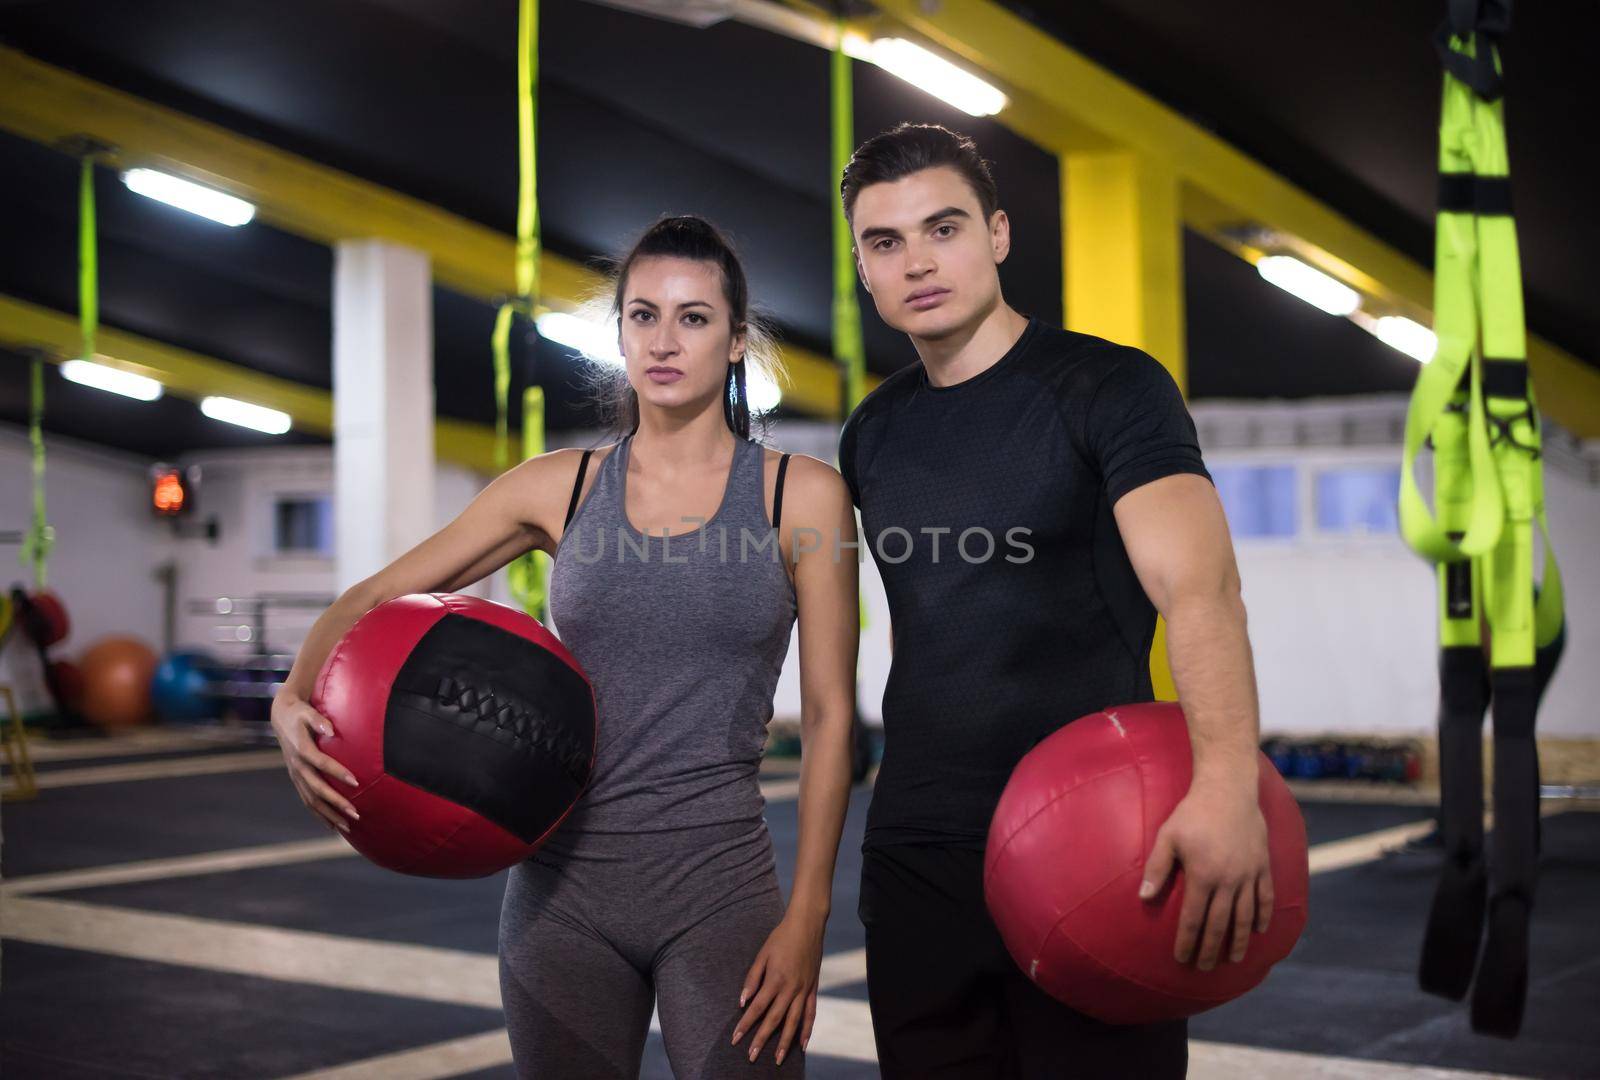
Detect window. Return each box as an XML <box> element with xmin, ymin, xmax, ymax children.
<box><xmin>274</xmin><ymin>496</ymin><xmax>334</xmax><ymax>556</ymax></box>
<box><xmin>1315</xmin><ymin>467</ymin><xmax>1400</xmax><ymax>534</ymax></box>
<box><xmin>1210</xmin><ymin>465</ymin><xmax>1297</xmax><ymax>538</ymax></box>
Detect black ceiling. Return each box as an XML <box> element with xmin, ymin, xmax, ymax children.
<box><xmin>0</xmin><ymin>0</ymin><xmax>1590</xmax><ymax>458</ymax></box>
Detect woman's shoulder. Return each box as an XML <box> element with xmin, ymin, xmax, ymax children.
<box><xmin>758</xmin><ymin>447</ymin><xmax>851</xmax><ymax>521</ymax></box>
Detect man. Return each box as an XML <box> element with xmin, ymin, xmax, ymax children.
<box><xmin>837</xmin><ymin>122</ymin><xmax>1273</xmax><ymax>1077</ymax></box>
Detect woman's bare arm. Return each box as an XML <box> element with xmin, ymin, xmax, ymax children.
<box><xmin>278</xmin><ymin>448</ymin><xmax>587</xmax><ymax>701</ymax></box>
<box><xmin>271</xmin><ymin>447</ymin><xmax>592</xmax><ymax>830</ymax></box>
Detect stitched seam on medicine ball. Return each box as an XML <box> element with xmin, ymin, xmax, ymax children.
<box><xmin>985</xmin><ymin>760</ymin><xmax>1144</xmax><ymax>870</ymax></box>
<box><xmin>1041</xmin><ymin>907</ymin><xmax>1228</xmax><ymax>1006</ymax></box>
<box><xmin>432</xmin><ymin>674</ymin><xmax>589</xmax><ymax>783</ymax></box>
<box><xmin>389</xmin><ymin>808</ymin><xmax>478</xmax><ymax>876</ymax></box>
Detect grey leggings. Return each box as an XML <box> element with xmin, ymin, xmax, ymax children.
<box><xmin>499</xmin><ymin>823</ymin><xmax>806</xmax><ymax>1079</ymax></box>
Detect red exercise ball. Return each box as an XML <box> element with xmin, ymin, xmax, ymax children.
<box><xmin>984</xmin><ymin>701</ymin><xmax>1309</xmax><ymax>1025</ymax></box>
<box><xmin>311</xmin><ymin>593</ymin><xmax>597</xmax><ymax>878</ymax></box>
<box><xmin>24</xmin><ymin>589</ymin><xmax>71</xmax><ymax>647</ymax></box>
<box><xmin>78</xmin><ymin>637</ymin><xmax>159</xmax><ymax>729</ymax></box>
<box><xmin>49</xmin><ymin>658</ymin><xmax>85</xmax><ymax>709</ymax></box>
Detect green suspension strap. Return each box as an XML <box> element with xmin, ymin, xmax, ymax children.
<box><xmin>832</xmin><ymin>22</ymin><xmax>875</xmax><ymax>783</ymax></box>
<box><xmin>831</xmin><ymin>22</ymin><xmax>868</xmax><ymax>636</ymax></box>
<box><xmin>79</xmin><ymin>153</ymin><xmax>99</xmax><ymax>373</ymax></box>
<box><xmin>1409</xmin><ymin>1</ymin><xmax>1565</xmax><ymax>1039</ymax></box>
<box><xmin>17</xmin><ymin>154</ymin><xmax>95</xmax><ymax>591</ymax></box>
<box><xmin>496</xmin><ymin>0</ymin><xmax>549</xmax><ymax>620</ymax></box>
<box><xmin>16</xmin><ymin>150</ymin><xmax>97</xmax><ymax>732</ymax></box>
<box><xmin>506</xmin><ymin>387</ymin><xmax>547</xmax><ymax>618</ymax></box>
<box><xmin>21</xmin><ymin>356</ymin><xmax>52</xmax><ymax>591</ymax></box>
<box><xmin>832</xmin><ymin>24</ymin><xmax>867</xmax><ymax>426</ymax></box>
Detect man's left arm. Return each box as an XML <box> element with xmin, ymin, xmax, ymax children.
<box><xmin>1113</xmin><ymin>472</ymin><xmax>1274</xmax><ymax>971</ymax></box>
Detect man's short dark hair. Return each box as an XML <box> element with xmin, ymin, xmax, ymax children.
<box><xmin>840</xmin><ymin>122</ymin><xmax>1000</xmax><ymax>225</ymax></box>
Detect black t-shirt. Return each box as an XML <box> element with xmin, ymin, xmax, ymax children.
<box><xmin>838</xmin><ymin>315</ymin><xmax>1212</xmax><ymax>852</ymax></box>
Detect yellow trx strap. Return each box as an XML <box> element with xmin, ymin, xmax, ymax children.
<box><xmin>18</xmin><ymin>153</ymin><xmax>95</xmax><ymax>590</ymax></box>
<box><xmin>1401</xmin><ymin>28</ymin><xmax>1562</xmax><ymax>666</ymax></box>
<box><xmin>831</xmin><ymin>21</ymin><xmax>870</xmax><ymax>635</ymax></box>
<box><xmin>497</xmin><ymin>0</ymin><xmax>548</xmax><ymax>619</ymax></box>
<box><xmin>1410</xmin><ymin>6</ymin><xmax>1564</xmax><ymax>1038</ymax></box>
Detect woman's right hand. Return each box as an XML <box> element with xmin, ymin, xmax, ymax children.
<box><xmin>271</xmin><ymin>691</ymin><xmax>361</xmax><ymax>834</ymax></box>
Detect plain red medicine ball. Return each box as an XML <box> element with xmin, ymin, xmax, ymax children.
<box><xmin>984</xmin><ymin>701</ymin><xmax>1309</xmax><ymax>1024</ymax></box>
<box><xmin>310</xmin><ymin>593</ymin><xmax>597</xmax><ymax>878</ymax></box>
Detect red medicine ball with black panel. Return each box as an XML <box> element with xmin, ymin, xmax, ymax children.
<box><xmin>985</xmin><ymin>701</ymin><xmax>1309</xmax><ymax>1025</ymax></box>
<box><xmin>311</xmin><ymin>593</ymin><xmax>597</xmax><ymax>878</ymax></box>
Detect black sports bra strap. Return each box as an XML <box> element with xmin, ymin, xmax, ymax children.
<box><xmin>772</xmin><ymin>452</ymin><xmax>792</xmax><ymax>534</ymax></box>
<box><xmin>564</xmin><ymin>449</ymin><xmax>595</xmax><ymax>529</ymax></box>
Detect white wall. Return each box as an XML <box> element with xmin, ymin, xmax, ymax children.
<box><xmin>1195</xmin><ymin>397</ymin><xmax>1597</xmax><ymax>738</ymax></box>
<box><xmin>761</xmin><ymin>420</ymin><xmax>891</xmax><ymax>728</ymax></box>
<box><xmin>166</xmin><ymin>446</ymin><xmax>502</xmax><ymax>664</ymax></box>
<box><xmin>1209</xmin><ymin>442</ymin><xmax>1441</xmax><ymax>736</ymax></box>
<box><xmin>0</xmin><ymin>425</ymin><xmax>167</xmax><ymax>717</ymax></box>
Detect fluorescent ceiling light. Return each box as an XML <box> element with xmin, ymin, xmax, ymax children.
<box><xmin>122</xmin><ymin>168</ymin><xmax>256</xmax><ymax>227</ymax></box>
<box><xmin>1256</xmin><ymin>255</ymin><xmax>1361</xmax><ymax>316</ymax></box>
<box><xmin>843</xmin><ymin>36</ymin><xmax>1008</xmax><ymax>117</ymax></box>
<box><xmin>200</xmin><ymin>396</ymin><xmax>291</xmax><ymax>434</ymax></box>
<box><xmin>537</xmin><ymin>311</ymin><xmax>624</xmax><ymax>366</ymax></box>
<box><xmin>1372</xmin><ymin>316</ymin><xmax>1438</xmax><ymax>363</ymax></box>
<box><xmin>60</xmin><ymin>359</ymin><xmax>163</xmax><ymax>401</ymax></box>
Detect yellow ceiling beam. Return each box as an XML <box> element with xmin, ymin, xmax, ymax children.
<box><xmin>0</xmin><ymin>294</ymin><xmax>506</xmax><ymax>473</ymax></box>
<box><xmin>860</xmin><ymin>1</ymin><xmax>1600</xmax><ymax>437</ymax></box>
<box><xmin>0</xmin><ymin>46</ymin><xmax>868</xmax><ymax>418</ymax></box>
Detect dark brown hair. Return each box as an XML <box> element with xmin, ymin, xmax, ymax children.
<box><xmin>581</xmin><ymin>215</ymin><xmax>781</xmax><ymax>440</ymax></box>
<box><xmin>840</xmin><ymin>122</ymin><xmax>999</xmax><ymax>225</ymax></box>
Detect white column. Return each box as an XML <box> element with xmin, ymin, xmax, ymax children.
<box><xmin>332</xmin><ymin>240</ymin><xmax>434</xmax><ymax>597</ymax></box>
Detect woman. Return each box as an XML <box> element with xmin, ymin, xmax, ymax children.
<box><xmin>271</xmin><ymin>215</ymin><xmax>859</xmax><ymax>1077</ymax></box>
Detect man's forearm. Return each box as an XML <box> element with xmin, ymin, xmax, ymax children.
<box><xmin>1163</xmin><ymin>591</ymin><xmax>1261</xmax><ymax>789</ymax></box>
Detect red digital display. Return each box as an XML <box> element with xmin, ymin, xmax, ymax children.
<box><xmin>152</xmin><ymin>469</ymin><xmax>187</xmax><ymax>515</ymax></box>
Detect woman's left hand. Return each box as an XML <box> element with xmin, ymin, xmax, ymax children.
<box><xmin>732</xmin><ymin>909</ymin><xmax>826</xmax><ymax>1066</ymax></box>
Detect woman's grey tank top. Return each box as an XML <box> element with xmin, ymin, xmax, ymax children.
<box><xmin>544</xmin><ymin>432</ymin><xmax>798</xmax><ymax>845</ymax></box>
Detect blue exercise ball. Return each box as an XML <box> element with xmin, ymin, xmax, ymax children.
<box><xmin>151</xmin><ymin>651</ymin><xmax>223</xmax><ymax>723</ymax></box>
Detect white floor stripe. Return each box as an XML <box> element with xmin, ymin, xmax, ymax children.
<box><xmin>19</xmin><ymin>728</ymin><xmax>256</xmax><ymax>763</ymax></box>
<box><xmin>278</xmin><ymin>995</ymin><xmax>883</xmax><ymax>1079</ymax></box>
<box><xmin>4</xmin><ymin>783</ymin><xmax>807</xmax><ymax>902</ymax></box>
<box><xmin>759</xmin><ymin>777</ymin><xmax>801</xmax><ymax>801</ymax></box>
<box><xmin>18</xmin><ymin>751</ymin><xmax>809</xmax><ymax>802</ymax></box>
<box><xmin>1308</xmin><ymin>803</ymin><xmax>1570</xmax><ymax>877</ymax></box>
<box><xmin>276</xmin><ymin>1011</ymin><xmax>1524</xmax><ymax>1079</ymax></box>
<box><xmin>1308</xmin><ymin>820</ymin><xmax>1440</xmax><ymax>875</ymax></box>
<box><xmin>279</xmin><ymin>1029</ymin><xmax>514</xmax><ymax>1080</ymax></box>
<box><xmin>1</xmin><ymin>837</ymin><xmax>353</xmax><ymax>897</ymax></box>
<box><xmin>1187</xmin><ymin>1041</ymin><xmax>1521</xmax><ymax>1079</ymax></box>
<box><xmin>799</xmin><ymin>996</ymin><xmax>878</xmax><ymax>1064</ymax></box>
<box><xmin>31</xmin><ymin>750</ymin><xmax>286</xmax><ymax>788</ymax></box>
<box><xmin>0</xmin><ymin>802</ymin><xmax>1454</xmax><ymax>902</ymax></box>
<box><xmin>1287</xmin><ymin>780</ymin><xmax>1443</xmax><ymax>807</ymax></box>
<box><xmin>12</xmin><ymin>733</ymin><xmax>805</xmax><ymax>772</ymax></box>
<box><xmin>816</xmin><ymin>946</ymin><xmax>866</xmax><ymax>991</ymax></box>
<box><xmin>0</xmin><ymin>895</ymin><xmax>502</xmax><ymax>1008</ymax></box>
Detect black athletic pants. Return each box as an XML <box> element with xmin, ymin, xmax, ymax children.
<box><xmin>860</xmin><ymin>842</ymin><xmax>1188</xmax><ymax>1079</ymax></box>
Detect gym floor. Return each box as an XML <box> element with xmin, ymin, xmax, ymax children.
<box><xmin>2</xmin><ymin>729</ymin><xmax>1597</xmax><ymax>1079</ymax></box>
